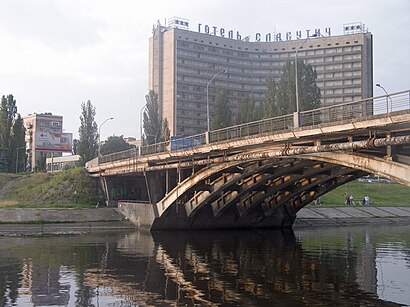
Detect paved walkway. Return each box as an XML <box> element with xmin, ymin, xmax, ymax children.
<box><xmin>294</xmin><ymin>206</ymin><xmax>410</xmax><ymax>227</ymax></box>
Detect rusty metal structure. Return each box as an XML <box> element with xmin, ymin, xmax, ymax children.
<box><xmin>86</xmin><ymin>91</ymin><xmax>410</xmax><ymax>230</ymax></box>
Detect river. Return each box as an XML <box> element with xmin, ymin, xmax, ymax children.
<box><xmin>0</xmin><ymin>224</ymin><xmax>409</xmax><ymax>306</ymax></box>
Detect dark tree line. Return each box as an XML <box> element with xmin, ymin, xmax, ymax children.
<box><xmin>0</xmin><ymin>94</ymin><xmax>26</xmax><ymax>172</ymax></box>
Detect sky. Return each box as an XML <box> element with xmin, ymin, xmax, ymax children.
<box><xmin>0</xmin><ymin>0</ymin><xmax>409</xmax><ymax>140</ymax></box>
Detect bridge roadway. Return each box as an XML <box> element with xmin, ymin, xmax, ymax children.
<box><xmin>86</xmin><ymin>90</ymin><xmax>410</xmax><ymax>230</ymax></box>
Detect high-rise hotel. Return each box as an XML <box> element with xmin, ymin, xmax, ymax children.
<box><xmin>149</xmin><ymin>18</ymin><xmax>373</xmax><ymax>136</ymax></box>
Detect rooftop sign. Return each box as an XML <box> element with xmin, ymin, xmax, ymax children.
<box><xmin>167</xmin><ymin>17</ymin><xmax>367</xmax><ymax>43</ymax></box>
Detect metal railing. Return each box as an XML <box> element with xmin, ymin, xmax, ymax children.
<box><xmin>94</xmin><ymin>90</ymin><xmax>410</xmax><ymax>166</ymax></box>
<box><xmin>209</xmin><ymin>114</ymin><xmax>293</xmax><ymax>143</ymax></box>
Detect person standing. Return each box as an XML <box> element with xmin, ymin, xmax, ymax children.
<box><xmin>344</xmin><ymin>193</ymin><xmax>349</xmax><ymax>205</ymax></box>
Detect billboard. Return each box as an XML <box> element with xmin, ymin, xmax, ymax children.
<box><xmin>35</xmin><ymin>128</ymin><xmax>72</xmax><ymax>152</ymax></box>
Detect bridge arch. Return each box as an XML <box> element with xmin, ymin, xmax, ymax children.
<box><xmin>154</xmin><ymin>149</ymin><xmax>410</xmax><ymax>226</ymax></box>
<box><xmin>302</xmin><ymin>151</ymin><xmax>410</xmax><ymax>187</ymax></box>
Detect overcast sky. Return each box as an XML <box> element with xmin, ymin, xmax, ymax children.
<box><xmin>0</xmin><ymin>0</ymin><xmax>409</xmax><ymax>140</ymax></box>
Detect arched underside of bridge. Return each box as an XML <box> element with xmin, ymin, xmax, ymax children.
<box><xmin>151</xmin><ymin>151</ymin><xmax>410</xmax><ymax>230</ymax></box>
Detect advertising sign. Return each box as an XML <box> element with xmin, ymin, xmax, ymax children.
<box><xmin>35</xmin><ymin>128</ymin><xmax>72</xmax><ymax>152</ymax></box>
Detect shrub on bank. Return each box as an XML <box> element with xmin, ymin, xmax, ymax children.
<box><xmin>0</xmin><ymin>168</ymin><xmax>101</xmax><ymax>208</ymax></box>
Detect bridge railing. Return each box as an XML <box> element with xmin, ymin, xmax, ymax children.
<box><xmin>140</xmin><ymin>141</ymin><xmax>169</xmax><ymax>155</ymax></box>
<box><xmin>94</xmin><ymin>90</ymin><xmax>410</xmax><ymax>165</ymax></box>
<box><xmin>209</xmin><ymin>114</ymin><xmax>293</xmax><ymax>143</ymax></box>
<box><xmin>99</xmin><ymin>147</ymin><xmax>138</xmax><ymax>164</ymax></box>
<box><xmin>300</xmin><ymin>90</ymin><xmax>410</xmax><ymax>127</ymax></box>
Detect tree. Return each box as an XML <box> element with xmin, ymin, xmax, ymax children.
<box><xmin>77</xmin><ymin>100</ymin><xmax>98</xmax><ymax>165</ymax></box>
<box><xmin>237</xmin><ymin>96</ymin><xmax>258</xmax><ymax>124</ymax></box>
<box><xmin>142</xmin><ymin>90</ymin><xmax>170</xmax><ymax>145</ymax></box>
<box><xmin>9</xmin><ymin>114</ymin><xmax>26</xmax><ymax>172</ymax></box>
<box><xmin>0</xmin><ymin>94</ymin><xmax>19</xmax><ymax>172</ymax></box>
<box><xmin>161</xmin><ymin>118</ymin><xmax>170</xmax><ymax>142</ymax></box>
<box><xmin>211</xmin><ymin>89</ymin><xmax>232</xmax><ymax>130</ymax></box>
<box><xmin>276</xmin><ymin>60</ymin><xmax>321</xmax><ymax>114</ymax></box>
<box><xmin>261</xmin><ymin>78</ymin><xmax>280</xmax><ymax>118</ymax></box>
<box><xmin>100</xmin><ymin>135</ymin><xmax>134</xmax><ymax>155</ymax></box>
<box><xmin>72</xmin><ymin>139</ymin><xmax>78</xmax><ymax>155</ymax></box>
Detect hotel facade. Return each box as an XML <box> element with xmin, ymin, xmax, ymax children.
<box><xmin>149</xmin><ymin>19</ymin><xmax>373</xmax><ymax>137</ymax></box>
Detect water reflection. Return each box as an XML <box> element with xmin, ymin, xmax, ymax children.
<box><xmin>0</xmin><ymin>225</ymin><xmax>408</xmax><ymax>306</ymax></box>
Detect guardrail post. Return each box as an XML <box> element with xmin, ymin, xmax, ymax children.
<box><xmin>206</xmin><ymin>131</ymin><xmax>210</xmax><ymax>144</ymax></box>
<box><xmin>293</xmin><ymin>111</ymin><xmax>300</xmax><ymax>128</ymax></box>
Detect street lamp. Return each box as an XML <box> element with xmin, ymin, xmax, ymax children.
<box><xmin>206</xmin><ymin>70</ymin><xmax>227</xmax><ymax>133</ymax></box>
<box><xmin>98</xmin><ymin>117</ymin><xmax>114</xmax><ymax>161</ymax></box>
<box><xmin>376</xmin><ymin>83</ymin><xmax>392</xmax><ymax>113</ymax></box>
<box><xmin>294</xmin><ymin>33</ymin><xmax>317</xmax><ymax>128</ymax></box>
<box><xmin>140</xmin><ymin>104</ymin><xmax>147</xmax><ymax>140</ymax></box>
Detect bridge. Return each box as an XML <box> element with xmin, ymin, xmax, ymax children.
<box><xmin>86</xmin><ymin>90</ymin><xmax>410</xmax><ymax>230</ymax></box>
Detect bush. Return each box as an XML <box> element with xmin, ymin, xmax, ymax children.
<box><xmin>0</xmin><ymin>168</ymin><xmax>101</xmax><ymax>208</ymax></box>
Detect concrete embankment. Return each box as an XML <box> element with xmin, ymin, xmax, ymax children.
<box><xmin>294</xmin><ymin>206</ymin><xmax>410</xmax><ymax>228</ymax></box>
<box><xmin>0</xmin><ymin>208</ymin><xmax>134</xmax><ymax>235</ymax></box>
<box><xmin>0</xmin><ymin>206</ymin><xmax>409</xmax><ymax>235</ymax></box>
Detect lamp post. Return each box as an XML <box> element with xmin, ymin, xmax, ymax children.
<box><xmin>206</xmin><ymin>70</ymin><xmax>227</xmax><ymax>133</ymax></box>
<box><xmin>294</xmin><ymin>33</ymin><xmax>317</xmax><ymax>128</ymax></box>
<box><xmin>98</xmin><ymin>117</ymin><xmax>114</xmax><ymax>162</ymax></box>
<box><xmin>15</xmin><ymin>146</ymin><xmax>26</xmax><ymax>173</ymax></box>
<box><xmin>376</xmin><ymin>83</ymin><xmax>392</xmax><ymax>113</ymax></box>
<box><xmin>140</xmin><ymin>104</ymin><xmax>147</xmax><ymax>141</ymax></box>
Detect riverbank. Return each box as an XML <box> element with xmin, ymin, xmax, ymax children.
<box><xmin>0</xmin><ymin>206</ymin><xmax>409</xmax><ymax>235</ymax></box>
<box><xmin>294</xmin><ymin>206</ymin><xmax>410</xmax><ymax>228</ymax></box>
<box><xmin>0</xmin><ymin>208</ymin><xmax>134</xmax><ymax>235</ymax></box>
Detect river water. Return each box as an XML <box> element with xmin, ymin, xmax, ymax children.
<box><xmin>0</xmin><ymin>224</ymin><xmax>409</xmax><ymax>306</ymax></box>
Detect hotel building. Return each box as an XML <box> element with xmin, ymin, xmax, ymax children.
<box><xmin>149</xmin><ymin>19</ymin><xmax>373</xmax><ymax>136</ymax></box>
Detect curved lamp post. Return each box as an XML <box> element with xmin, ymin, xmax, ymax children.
<box><xmin>294</xmin><ymin>33</ymin><xmax>317</xmax><ymax>128</ymax></box>
<box><xmin>98</xmin><ymin>117</ymin><xmax>114</xmax><ymax>161</ymax></box>
<box><xmin>376</xmin><ymin>83</ymin><xmax>392</xmax><ymax>113</ymax></box>
<box><xmin>140</xmin><ymin>104</ymin><xmax>147</xmax><ymax>140</ymax></box>
<box><xmin>206</xmin><ymin>70</ymin><xmax>227</xmax><ymax>133</ymax></box>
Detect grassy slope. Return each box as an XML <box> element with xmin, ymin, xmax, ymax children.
<box><xmin>0</xmin><ymin>168</ymin><xmax>100</xmax><ymax>208</ymax></box>
<box><xmin>315</xmin><ymin>180</ymin><xmax>410</xmax><ymax>207</ymax></box>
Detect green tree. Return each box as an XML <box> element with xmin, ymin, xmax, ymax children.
<box><xmin>276</xmin><ymin>60</ymin><xmax>321</xmax><ymax>114</ymax></box>
<box><xmin>9</xmin><ymin>114</ymin><xmax>26</xmax><ymax>172</ymax></box>
<box><xmin>161</xmin><ymin>118</ymin><xmax>170</xmax><ymax>142</ymax></box>
<box><xmin>211</xmin><ymin>89</ymin><xmax>232</xmax><ymax>130</ymax></box>
<box><xmin>143</xmin><ymin>90</ymin><xmax>170</xmax><ymax>145</ymax></box>
<box><xmin>72</xmin><ymin>139</ymin><xmax>78</xmax><ymax>155</ymax></box>
<box><xmin>77</xmin><ymin>100</ymin><xmax>98</xmax><ymax>165</ymax></box>
<box><xmin>100</xmin><ymin>135</ymin><xmax>134</xmax><ymax>155</ymax></box>
<box><xmin>237</xmin><ymin>96</ymin><xmax>258</xmax><ymax>124</ymax></box>
<box><xmin>0</xmin><ymin>94</ymin><xmax>19</xmax><ymax>172</ymax></box>
<box><xmin>261</xmin><ymin>78</ymin><xmax>280</xmax><ymax>118</ymax></box>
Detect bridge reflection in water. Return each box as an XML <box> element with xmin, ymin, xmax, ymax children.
<box><xmin>0</xmin><ymin>226</ymin><xmax>408</xmax><ymax>306</ymax></box>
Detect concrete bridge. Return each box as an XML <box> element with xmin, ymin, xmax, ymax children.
<box><xmin>86</xmin><ymin>90</ymin><xmax>410</xmax><ymax>230</ymax></box>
